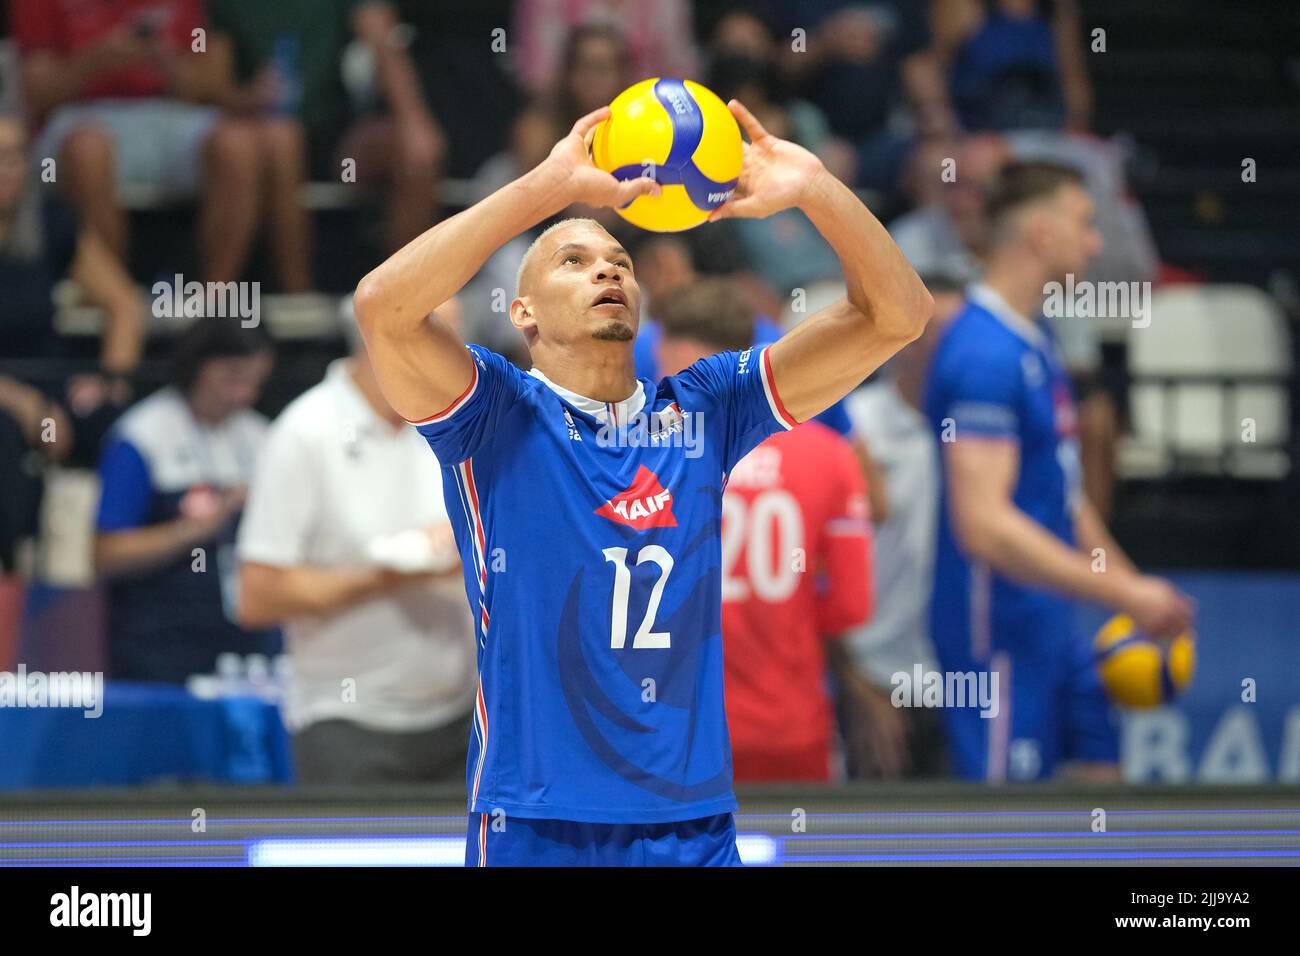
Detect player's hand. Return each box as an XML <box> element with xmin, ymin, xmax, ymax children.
<box><xmin>377</xmin><ymin>567</ymin><xmax>440</xmax><ymax>591</ymax></box>
<box><xmin>708</xmin><ymin>99</ymin><xmax>826</xmax><ymax>222</ymax></box>
<box><xmin>546</xmin><ymin>107</ymin><xmax>662</xmax><ymax>211</ymax></box>
<box><xmin>175</xmin><ymin>485</ymin><xmax>247</xmax><ymax>543</ymax></box>
<box><xmin>844</xmin><ymin>680</ymin><xmax>910</xmax><ymax>780</ymax></box>
<box><xmin>1121</xmin><ymin>574</ymin><xmax>1195</xmax><ymax>641</ymax></box>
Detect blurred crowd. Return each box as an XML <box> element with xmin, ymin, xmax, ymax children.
<box><xmin>0</xmin><ymin>1</ymin><xmax>1190</xmax><ymax>786</ymax></box>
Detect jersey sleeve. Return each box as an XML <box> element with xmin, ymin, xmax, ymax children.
<box><xmin>815</xmin><ymin>436</ymin><xmax>873</xmax><ymax>637</ymax></box>
<box><xmin>671</xmin><ymin>346</ymin><xmax>796</xmax><ymax>473</ymax></box>
<box><xmin>235</xmin><ymin>420</ymin><xmax>317</xmax><ymax>567</ymax></box>
<box><xmin>750</xmin><ymin>315</ymin><xmax>851</xmax><ymax>436</ymax></box>
<box><xmin>96</xmin><ymin>437</ymin><xmax>153</xmax><ymax>532</ymax></box>
<box><xmin>935</xmin><ymin>342</ymin><xmax>1024</xmax><ymax>441</ymax></box>
<box><xmin>409</xmin><ymin>344</ymin><xmax>528</xmax><ymax>464</ymax></box>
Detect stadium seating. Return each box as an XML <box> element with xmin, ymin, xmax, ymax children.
<box><xmin>1121</xmin><ymin>285</ymin><xmax>1292</xmax><ymax>479</ymax></box>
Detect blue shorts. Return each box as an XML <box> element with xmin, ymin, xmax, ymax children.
<box><xmin>936</xmin><ymin>623</ymin><xmax>1119</xmax><ymax>782</ymax></box>
<box><xmin>464</xmin><ymin>812</ymin><xmax>743</xmax><ymax>867</ymax></box>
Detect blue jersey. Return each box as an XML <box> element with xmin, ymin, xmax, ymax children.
<box><xmin>413</xmin><ymin>344</ymin><xmax>794</xmax><ymax>823</ymax></box>
<box><xmin>925</xmin><ymin>284</ymin><xmax>1083</xmax><ymax>666</ymax></box>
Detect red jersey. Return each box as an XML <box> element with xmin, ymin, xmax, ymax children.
<box><xmin>721</xmin><ymin>422</ymin><xmax>873</xmax><ymax>776</ymax></box>
<box><xmin>14</xmin><ymin>0</ymin><xmax>205</xmax><ymax>102</ymax></box>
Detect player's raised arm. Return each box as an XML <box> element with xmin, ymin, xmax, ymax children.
<box><xmin>353</xmin><ymin>107</ymin><xmax>659</xmax><ymax>422</ymax></box>
<box><xmin>710</xmin><ymin>100</ymin><xmax>933</xmax><ymax>423</ymax></box>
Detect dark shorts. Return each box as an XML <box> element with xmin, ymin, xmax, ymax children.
<box><xmin>464</xmin><ymin>812</ymin><xmax>744</xmax><ymax>867</ymax></box>
<box><xmin>292</xmin><ymin>712</ymin><xmax>471</xmax><ymax>785</ymax></box>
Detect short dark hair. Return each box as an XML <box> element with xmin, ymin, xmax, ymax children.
<box><xmin>654</xmin><ymin>278</ymin><xmax>755</xmax><ymax>353</ymax></box>
<box><xmin>917</xmin><ymin>273</ymin><xmax>968</xmax><ymax>297</ymax></box>
<box><xmin>985</xmin><ymin>160</ymin><xmax>1086</xmax><ymax>230</ymax></box>
<box><xmin>172</xmin><ymin>316</ymin><xmax>273</xmax><ymax>392</ymax></box>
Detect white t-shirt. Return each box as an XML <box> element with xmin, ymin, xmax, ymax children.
<box><xmin>844</xmin><ymin>383</ymin><xmax>940</xmax><ymax>688</ymax></box>
<box><xmin>236</xmin><ymin>360</ymin><xmax>476</xmax><ymax>733</ymax></box>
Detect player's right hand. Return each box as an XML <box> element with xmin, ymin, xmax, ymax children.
<box><xmin>844</xmin><ymin>680</ymin><xmax>910</xmax><ymax>780</ymax></box>
<box><xmin>1122</xmin><ymin>574</ymin><xmax>1195</xmax><ymax>641</ymax></box>
<box><xmin>545</xmin><ymin>107</ymin><xmax>662</xmax><ymax>211</ymax></box>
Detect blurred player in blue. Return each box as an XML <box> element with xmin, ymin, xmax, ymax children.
<box><xmin>354</xmin><ymin>94</ymin><xmax>932</xmax><ymax>865</ymax></box>
<box><xmin>925</xmin><ymin>161</ymin><xmax>1194</xmax><ymax>782</ymax></box>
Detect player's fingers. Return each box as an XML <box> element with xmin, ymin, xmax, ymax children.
<box><xmin>572</xmin><ymin>105</ymin><xmax>611</xmax><ymax>141</ymax></box>
<box><xmin>1158</xmin><ymin>609</ymin><xmax>1189</xmax><ymax>642</ymax></box>
<box><xmin>616</xmin><ymin>176</ymin><xmax>661</xmax><ymax>205</ymax></box>
<box><xmin>727</xmin><ymin>98</ymin><xmax>769</xmax><ymax>142</ymax></box>
<box><xmin>895</xmin><ymin>727</ymin><xmax>913</xmax><ymax>775</ymax></box>
<box><xmin>707</xmin><ymin>195</ymin><xmax>757</xmax><ymax>221</ymax></box>
<box><xmin>876</xmin><ymin>728</ymin><xmax>903</xmax><ymax>779</ymax></box>
<box><xmin>860</xmin><ymin>724</ymin><xmax>891</xmax><ymax>778</ymax></box>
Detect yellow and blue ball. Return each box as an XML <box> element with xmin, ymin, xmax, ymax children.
<box><xmin>591</xmin><ymin>78</ymin><xmax>743</xmax><ymax>232</ymax></box>
<box><xmin>1093</xmin><ymin>614</ymin><xmax>1196</xmax><ymax>708</ymax></box>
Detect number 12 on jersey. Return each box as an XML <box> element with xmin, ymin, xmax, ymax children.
<box><xmin>603</xmin><ymin>546</ymin><xmax>674</xmax><ymax>649</ymax></box>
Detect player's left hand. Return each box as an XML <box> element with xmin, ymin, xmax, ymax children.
<box><xmin>708</xmin><ymin>99</ymin><xmax>826</xmax><ymax>222</ymax></box>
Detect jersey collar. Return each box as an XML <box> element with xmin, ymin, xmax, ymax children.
<box><xmin>967</xmin><ymin>282</ymin><xmax>1051</xmax><ymax>353</ymax></box>
<box><xmin>528</xmin><ymin>367</ymin><xmax>647</xmax><ymax>426</ymax></box>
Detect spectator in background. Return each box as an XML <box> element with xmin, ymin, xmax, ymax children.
<box><xmin>889</xmin><ymin>131</ymin><xmax>1011</xmax><ymax>284</ymax></box>
<box><xmin>0</xmin><ymin>374</ymin><xmax>70</xmax><ymax>561</ymax></box>
<box><xmin>706</xmin><ymin>53</ymin><xmax>842</xmax><ymax>317</ymax></box>
<box><xmin>773</xmin><ymin>0</ymin><xmax>956</xmax><ymax>202</ymax></box>
<box><xmin>390</xmin><ymin>0</ymin><xmax>518</xmax><ymax>181</ymax></box>
<box><xmin>934</xmin><ymin>0</ymin><xmax>1092</xmax><ymax>133</ymax></box>
<box><xmin>94</xmin><ymin>316</ymin><xmax>277</xmax><ymax>684</ymax></box>
<box><xmin>655</xmin><ymin>279</ymin><xmax>873</xmax><ymax>783</ymax></box>
<box><xmin>1</xmin><ymin>108</ymin><xmax>148</xmax><ymax>656</ymax></box>
<box><xmin>0</xmin><ymin>369</ymin><xmax>73</xmax><ymax>663</ymax></box>
<box><xmin>0</xmin><ymin>114</ymin><xmax>145</xmax><ymax>462</ymax></box>
<box><xmin>1</xmin><ymin>108</ymin><xmax>148</xmax><ymax>666</ymax></box>
<box><xmin>512</xmin><ymin>0</ymin><xmax>699</xmax><ymax>99</ymax></box>
<box><xmin>706</xmin><ymin>8</ymin><xmax>852</xmax><ymax>183</ymax></box>
<box><xmin>840</xmin><ymin>275</ymin><xmax>966</xmax><ymax>779</ymax></box>
<box><xmin>704</xmin><ymin>9</ymin><xmax>870</xmax><ymax>321</ymax></box>
<box><xmin>506</xmin><ymin>23</ymin><xmax>631</xmax><ymax>186</ymax></box>
<box><xmin>236</xmin><ymin>302</ymin><xmax>475</xmax><ymax>785</ymax></box>
<box><xmin>210</xmin><ymin>0</ymin><xmax>446</xmax><ymax>265</ymax></box>
<box><xmin>13</xmin><ymin>0</ymin><xmax>264</xmax><ymax>282</ymax></box>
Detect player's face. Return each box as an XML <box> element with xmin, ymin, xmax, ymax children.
<box><xmin>1043</xmin><ymin>184</ymin><xmax>1104</xmax><ymax>278</ymax></box>
<box><xmin>566</xmin><ymin>36</ymin><xmax>625</xmax><ymax>114</ymax></box>
<box><xmin>526</xmin><ymin>224</ymin><xmax>642</xmax><ymax>346</ymax></box>
<box><xmin>188</xmin><ymin>350</ymin><xmax>273</xmax><ymax>423</ymax></box>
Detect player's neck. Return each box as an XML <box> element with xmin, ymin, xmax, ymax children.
<box><xmin>531</xmin><ymin>345</ymin><xmax>638</xmax><ymax>404</ymax></box>
<box><xmin>981</xmin><ymin>256</ymin><xmax>1049</xmax><ymax>322</ymax></box>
